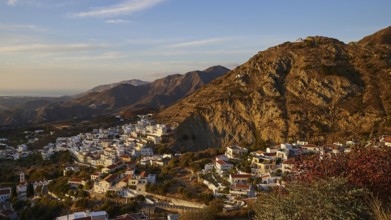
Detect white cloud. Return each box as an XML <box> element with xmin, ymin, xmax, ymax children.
<box><xmin>104</xmin><ymin>19</ymin><xmax>129</xmax><ymax>24</ymax></box>
<box><xmin>164</xmin><ymin>38</ymin><xmax>231</xmax><ymax>49</ymax></box>
<box><xmin>0</xmin><ymin>23</ymin><xmax>45</xmax><ymax>32</ymax></box>
<box><xmin>55</xmin><ymin>52</ymin><xmax>124</xmax><ymax>61</ymax></box>
<box><xmin>6</xmin><ymin>0</ymin><xmax>17</xmax><ymax>6</ymax></box>
<box><xmin>0</xmin><ymin>43</ymin><xmax>108</xmax><ymax>53</ymax></box>
<box><xmin>74</xmin><ymin>0</ymin><xmax>165</xmax><ymax>18</ymax></box>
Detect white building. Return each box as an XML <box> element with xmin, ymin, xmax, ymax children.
<box><xmin>225</xmin><ymin>145</ymin><xmax>248</xmax><ymax>159</ymax></box>
<box><xmin>56</xmin><ymin>211</ymin><xmax>108</xmax><ymax>220</ymax></box>
<box><xmin>0</xmin><ymin>188</ymin><xmax>11</xmax><ymax>202</ymax></box>
<box><xmin>140</xmin><ymin>148</ymin><xmax>153</xmax><ymax>156</ymax></box>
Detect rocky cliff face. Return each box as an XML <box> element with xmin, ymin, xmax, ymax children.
<box><xmin>158</xmin><ymin>27</ymin><xmax>391</xmax><ymax>151</ymax></box>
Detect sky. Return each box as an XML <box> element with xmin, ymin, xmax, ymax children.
<box><xmin>0</xmin><ymin>0</ymin><xmax>390</xmax><ymax>96</ymax></box>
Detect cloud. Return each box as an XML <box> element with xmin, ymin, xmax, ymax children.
<box><xmin>74</xmin><ymin>0</ymin><xmax>164</xmax><ymax>18</ymax></box>
<box><xmin>104</xmin><ymin>19</ymin><xmax>129</xmax><ymax>24</ymax></box>
<box><xmin>0</xmin><ymin>23</ymin><xmax>45</xmax><ymax>32</ymax></box>
<box><xmin>0</xmin><ymin>43</ymin><xmax>108</xmax><ymax>53</ymax></box>
<box><xmin>6</xmin><ymin>0</ymin><xmax>17</xmax><ymax>6</ymax></box>
<box><xmin>55</xmin><ymin>52</ymin><xmax>124</xmax><ymax>61</ymax></box>
<box><xmin>164</xmin><ymin>38</ymin><xmax>231</xmax><ymax>49</ymax></box>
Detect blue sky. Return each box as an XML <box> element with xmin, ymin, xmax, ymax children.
<box><xmin>0</xmin><ymin>0</ymin><xmax>390</xmax><ymax>96</ymax></box>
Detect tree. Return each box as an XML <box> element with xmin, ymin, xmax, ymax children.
<box><xmin>293</xmin><ymin>146</ymin><xmax>391</xmax><ymax>202</ymax></box>
<box><xmin>26</xmin><ymin>183</ymin><xmax>34</xmax><ymax>198</ymax></box>
<box><xmin>253</xmin><ymin>178</ymin><xmax>371</xmax><ymax>220</ymax></box>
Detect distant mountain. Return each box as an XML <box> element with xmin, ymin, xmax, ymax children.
<box><xmin>0</xmin><ymin>66</ymin><xmax>229</xmax><ymax>129</ymax></box>
<box><xmin>158</xmin><ymin>26</ymin><xmax>391</xmax><ymax>151</ymax></box>
<box><xmin>76</xmin><ymin>79</ymin><xmax>150</xmax><ymax>97</ymax></box>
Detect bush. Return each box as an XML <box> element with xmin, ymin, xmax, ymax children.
<box><xmin>294</xmin><ymin>146</ymin><xmax>391</xmax><ymax>202</ymax></box>
<box><xmin>253</xmin><ymin>178</ymin><xmax>371</xmax><ymax>220</ymax></box>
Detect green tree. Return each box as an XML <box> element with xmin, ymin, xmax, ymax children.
<box><xmin>253</xmin><ymin>178</ymin><xmax>371</xmax><ymax>220</ymax></box>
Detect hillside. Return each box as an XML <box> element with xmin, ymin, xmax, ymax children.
<box><xmin>158</xmin><ymin>26</ymin><xmax>391</xmax><ymax>151</ymax></box>
<box><xmin>0</xmin><ymin>66</ymin><xmax>229</xmax><ymax>129</ymax></box>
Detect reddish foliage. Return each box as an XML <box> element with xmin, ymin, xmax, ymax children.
<box><xmin>293</xmin><ymin>146</ymin><xmax>391</xmax><ymax>201</ymax></box>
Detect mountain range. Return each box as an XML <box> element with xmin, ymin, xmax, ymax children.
<box><xmin>158</xmin><ymin>26</ymin><xmax>391</xmax><ymax>151</ymax></box>
<box><xmin>0</xmin><ymin>65</ymin><xmax>229</xmax><ymax>130</ymax></box>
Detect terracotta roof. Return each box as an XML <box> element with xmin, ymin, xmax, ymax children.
<box><xmin>322</xmin><ymin>144</ymin><xmax>339</xmax><ymax>149</ymax></box>
<box><xmin>303</xmin><ymin>144</ymin><xmax>318</xmax><ymax>148</ymax></box>
<box><xmin>121</xmin><ymin>175</ymin><xmax>131</xmax><ymax>182</ymax></box>
<box><xmin>261</xmin><ymin>174</ymin><xmax>271</xmax><ymax>178</ymax></box>
<box><xmin>283</xmin><ymin>159</ymin><xmax>296</xmax><ymax>165</ymax></box>
<box><xmin>254</xmin><ymin>150</ymin><xmax>264</xmax><ymax>154</ymax></box>
<box><xmin>106</xmin><ymin>164</ymin><xmax>117</xmax><ymax>169</ymax></box>
<box><xmin>104</xmin><ymin>174</ymin><xmax>118</xmax><ymax>182</ymax></box>
<box><xmin>216</xmin><ymin>160</ymin><xmax>230</xmax><ymax>165</ymax></box>
<box><xmin>68</xmin><ymin>178</ymin><xmax>84</xmax><ymax>183</ymax></box>
<box><xmin>264</xmin><ymin>152</ymin><xmax>276</xmax><ymax>157</ymax></box>
<box><xmin>139</xmin><ymin>171</ymin><xmax>147</xmax><ymax>178</ymax></box>
<box><xmin>0</xmin><ymin>188</ymin><xmax>11</xmax><ymax>195</ymax></box>
<box><xmin>383</xmin><ymin>136</ymin><xmax>391</xmax><ymax>142</ymax></box>
<box><xmin>232</xmin><ymin>184</ymin><xmax>250</xmax><ymax>190</ymax></box>
<box><xmin>231</xmin><ymin>174</ymin><xmax>252</xmax><ymax>179</ymax></box>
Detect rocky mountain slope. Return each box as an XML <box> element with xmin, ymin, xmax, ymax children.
<box><xmin>75</xmin><ymin>79</ymin><xmax>150</xmax><ymax>97</ymax></box>
<box><xmin>0</xmin><ymin>66</ymin><xmax>229</xmax><ymax>129</ymax></box>
<box><xmin>158</xmin><ymin>26</ymin><xmax>391</xmax><ymax>151</ymax></box>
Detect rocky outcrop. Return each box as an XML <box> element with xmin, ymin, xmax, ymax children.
<box><xmin>158</xmin><ymin>27</ymin><xmax>391</xmax><ymax>151</ymax></box>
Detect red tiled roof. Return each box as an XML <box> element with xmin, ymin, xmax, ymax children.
<box><xmin>106</xmin><ymin>164</ymin><xmax>117</xmax><ymax>169</ymax></box>
<box><xmin>68</xmin><ymin>178</ymin><xmax>83</xmax><ymax>183</ymax></box>
<box><xmin>140</xmin><ymin>171</ymin><xmax>147</xmax><ymax>178</ymax></box>
<box><xmin>232</xmin><ymin>184</ymin><xmax>250</xmax><ymax>190</ymax></box>
<box><xmin>216</xmin><ymin>160</ymin><xmax>228</xmax><ymax>165</ymax></box>
<box><xmin>322</xmin><ymin>144</ymin><xmax>339</xmax><ymax>149</ymax></box>
<box><xmin>264</xmin><ymin>152</ymin><xmax>276</xmax><ymax>157</ymax></box>
<box><xmin>383</xmin><ymin>136</ymin><xmax>391</xmax><ymax>143</ymax></box>
<box><xmin>231</xmin><ymin>174</ymin><xmax>252</xmax><ymax>179</ymax></box>
<box><xmin>261</xmin><ymin>174</ymin><xmax>271</xmax><ymax>178</ymax></box>
<box><xmin>283</xmin><ymin>159</ymin><xmax>296</xmax><ymax>165</ymax></box>
<box><xmin>121</xmin><ymin>175</ymin><xmax>131</xmax><ymax>182</ymax></box>
<box><xmin>104</xmin><ymin>174</ymin><xmax>118</xmax><ymax>182</ymax></box>
<box><xmin>0</xmin><ymin>188</ymin><xmax>11</xmax><ymax>195</ymax></box>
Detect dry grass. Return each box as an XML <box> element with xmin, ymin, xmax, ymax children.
<box><xmin>370</xmin><ymin>196</ymin><xmax>391</xmax><ymax>220</ymax></box>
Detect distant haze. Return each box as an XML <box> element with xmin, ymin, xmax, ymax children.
<box><xmin>0</xmin><ymin>89</ymin><xmax>82</xmax><ymax>97</ymax></box>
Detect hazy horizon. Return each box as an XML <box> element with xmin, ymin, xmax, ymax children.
<box><xmin>0</xmin><ymin>89</ymin><xmax>83</xmax><ymax>97</ymax></box>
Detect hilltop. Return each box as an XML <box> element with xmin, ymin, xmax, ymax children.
<box><xmin>158</xmin><ymin>26</ymin><xmax>391</xmax><ymax>151</ymax></box>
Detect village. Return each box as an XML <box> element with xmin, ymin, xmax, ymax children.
<box><xmin>1</xmin><ymin>115</ymin><xmax>391</xmax><ymax>219</ymax></box>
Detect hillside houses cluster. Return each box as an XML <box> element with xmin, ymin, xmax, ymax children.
<box><xmin>199</xmin><ymin>137</ymin><xmax>390</xmax><ymax>209</ymax></box>
<box><xmin>0</xmin><ymin>143</ymin><xmax>30</xmax><ymax>160</ymax></box>
<box><xmin>54</xmin><ymin>117</ymin><xmax>168</xmax><ymax>168</ymax></box>
<box><xmin>47</xmin><ymin>116</ymin><xmax>171</xmax><ymax>198</ymax></box>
